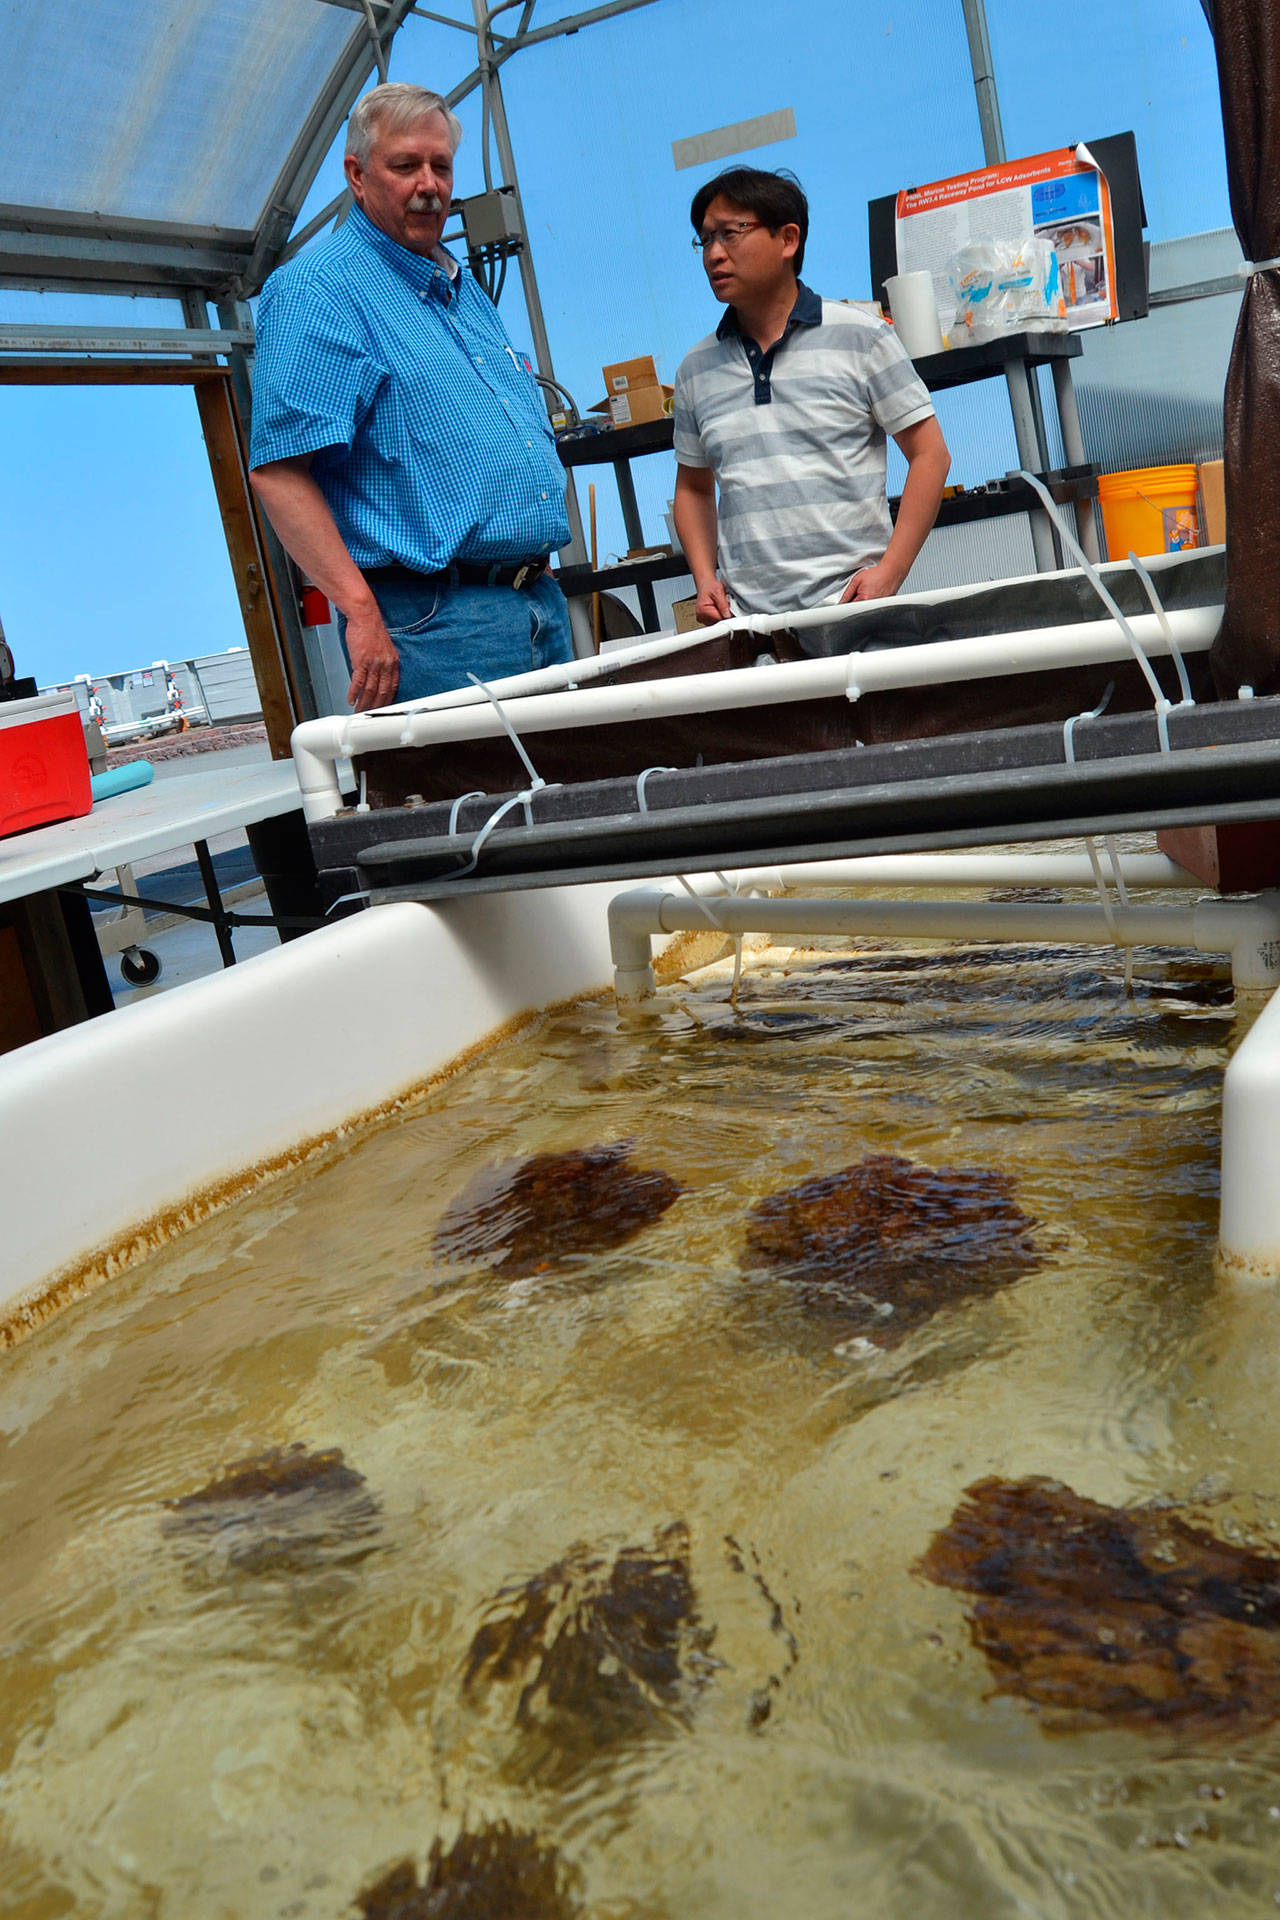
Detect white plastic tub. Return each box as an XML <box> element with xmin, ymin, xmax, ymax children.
<box><xmin>0</xmin><ymin>887</ymin><xmax>638</xmax><ymax>1335</ymax></box>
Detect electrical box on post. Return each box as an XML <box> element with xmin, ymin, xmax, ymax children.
<box><xmin>458</xmin><ymin>189</ymin><xmax>524</xmax><ymax>251</ymax></box>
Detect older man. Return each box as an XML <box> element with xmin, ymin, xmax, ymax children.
<box><xmin>250</xmin><ymin>83</ymin><xmax>573</xmax><ymax>711</ymax></box>
<box><xmin>673</xmin><ymin>168</ymin><xmax>950</xmax><ymax>644</ymax></box>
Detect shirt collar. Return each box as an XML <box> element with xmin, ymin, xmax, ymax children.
<box><xmin>716</xmin><ymin>279</ymin><xmax>822</xmax><ymax>341</ymax></box>
<box><xmin>348</xmin><ymin>201</ymin><xmax>462</xmax><ymax>299</ymax></box>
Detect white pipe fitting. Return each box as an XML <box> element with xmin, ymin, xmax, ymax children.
<box><xmin>608</xmin><ymin>887</ymin><xmax>671</xmax><ymax>1022</ymax></box>
<box><xmin>723</xmin><ymin>852</ymin><xmax>1202</xmax><ymax>893</ymax></box>
<box><xmin>608</xmin><ymin>885</ymin><xmax>1280</xmax><ymax>1021</ymax></box>
<box><xmin>1221</xmin><ymin>985</ymin><xmax>1280</xmax><ymax>1281</ymax></box>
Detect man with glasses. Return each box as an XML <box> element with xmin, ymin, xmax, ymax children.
<box><xmin>249</xmin><ymin>82</ymin><xmax>572</xmax><ymax>712</ymax></box>
<box><xmin>672</xmin><ymin>168</ymin><xmax>950</xmax><ymax>641</ymax></box>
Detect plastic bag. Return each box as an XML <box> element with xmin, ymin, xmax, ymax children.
<box><xmin>949</xmin><ymin>237</ymin><xmax>1067</xmax><ymax>344</ymax></box>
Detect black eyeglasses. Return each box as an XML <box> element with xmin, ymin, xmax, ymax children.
<box><xmin>692</xmin><ymin>221</ymin><xmax>764</xmax><ymax>252</ymax></box>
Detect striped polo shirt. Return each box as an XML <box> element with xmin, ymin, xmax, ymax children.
<box><xmin>250</xmin><ymin>202</ymin><xmax>569</xmax><ymax>571</ymax></box>
<box><xmin>672</xmin><ymin>283</ymin><xmax>935</xmax><ymax>615</ymax></box>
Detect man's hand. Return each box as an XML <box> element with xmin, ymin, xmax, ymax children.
<box><xmin>695</xmin><ymin>576</ymin><xmax>732</xmax><ymax>624</ymax></box>
<box><xmin>673</xmin><ymin>466</ymin><xmax>728</xmax><ymax>626</ymax></box>
<box><xmin>344</xmin><ymin>604</ymin><xmax>401</xmax><ymax>711</ymax></box>
<box><xmin>249</xmin><ymin>456</ymin><xmax>403</xmax><ymax>711</ymax></box>
<box><xmin>840</xmin><ymin>558</ymin><xmax>907</xmax><ymax>604</ymax></box>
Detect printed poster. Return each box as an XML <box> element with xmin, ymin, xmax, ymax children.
<box><xmin>894</xmin><ymin>147</ymin><xmax>1119</xmax><ymax>333</ymax></box>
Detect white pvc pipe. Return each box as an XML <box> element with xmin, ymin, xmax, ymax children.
<box><xmin>607</xmin><ymin>886</ymin><xmax>1280</xmax><ymax>1020</ymax></box>
<box><xmin>298</xmin><ymin>553</ymin><xmax>1106</xmax><ymax>732</ymax></box>
<box><xmin>292</xmin><ymin>606</ymin><xmax>1221</xmax><ymax>822</ymax></box>
<box><xmin>717</xmin><ymin>852</ymin><xmax>1203</xmax><ymax>893</ymax></box>
<box><xmin>1220</xmin><ymin>986</ymin><xmax>1280</xmax><ymax>1281</ymax></box>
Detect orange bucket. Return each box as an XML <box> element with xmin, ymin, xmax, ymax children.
<box><xmin>1097</xmin><ymin>464</ymin><xmax>1200</xmax><ymax>561</ymax></box>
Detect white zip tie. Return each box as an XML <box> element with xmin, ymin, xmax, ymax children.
<box><xmin>325</xmin><ymin>886</ymin><xmax>373</xmax><ymax>913</ymax></box>
<box><xmin>356</xmin><ymin>767</ymin><xmax>370</xmax><ymax>814</ymax></box>
<box><xmin>435</xmin><ymin>778</ymin><xmax>562</xmax><ymax>881</ymax></box>
<box><xmin>1105</xmin><ymin>833</ymin><xmax>1134</xmax><ymax>989</ymax></box>
<box><xmin>709</xmin><ymin>873</ymin><xmax>747</xmax><ymax>1007</ymax></box>
<box><xmin>676</xmin><ymin>873</ymin><xmax>726</xmax><ymax>931</ymax></box>
<box><xmin>730</xmin><ymin>932</ymin><xmax>745</xmax><ymax>1009</ymax></box>
<box><xmin>1018</xmin><ymin>470</ymin><xmax>1173</xmax><ymax>745</ymax></box>
<box><xmin>1084</xmin><ymin>835</ymin><xmax>1120</xmax><ymax>940</ymax></box>
<box><xmin>1062</xmin><ymin>682</ymin><xmax>1114</xmax><ymax>764</ymax></box>
<box><xmin>446</xmin><ymin>790</ymin><xmax>531</xmax><ymax>881</ymax></box>
<box><xmin>1238</xmin><ymin>256</ymin><xmax>1280</xmax><ymax>276</ymax></box>
<box><xmin>1104</xmin><ymin>834</ymin><xmax>1132</xmax><ymax>910</ymax></box>
<box><xmin>635</xmin><ymin>765</ymin><xmax>677</xmax><ymax>813</ymax></box>
<box><xmin>1127</xmin><ymin>551</ymin><xmax>1194</xmax><ymax>706</ymax></box>
<box><xmin>340</xmin><ymin>715</ymin><xmax>361</xmax><ymax>772</ymax></box>
<box><xmin>465</xmin><ymin>671</ymin><xmax>546</xmax><ymax>790</ymax></box>
<box><xmin>1086</xmin><ymin>833</ymin><xmax>1134</xmax><ymax>991</ymax></box>
<box><xmin>448</xmin><ymin>789</ymin><xmax>485</xmax><ymax>836</ymax></box>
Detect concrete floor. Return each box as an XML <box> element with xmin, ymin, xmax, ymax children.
<box><xmin>107</xmin><ymin>893</ymin><xmax>281</xmax><ymax>1008</ymax></box>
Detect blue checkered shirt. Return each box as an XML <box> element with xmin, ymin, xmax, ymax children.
<box><xmin>250</xmin><ymin>203</ymin><xmax>570</xmax><ymax>570</ymax></box>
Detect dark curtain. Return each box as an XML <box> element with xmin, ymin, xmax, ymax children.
<box><xmin>1209</xmin><ymin>0</ymin><xmax>1280</xmax><ymax>695</ymax></box>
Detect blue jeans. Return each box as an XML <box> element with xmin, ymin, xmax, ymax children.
<box><xmin>348</xmin><ymin>571</ymin><xmax>574</xmax><ymax>702</ymax></box>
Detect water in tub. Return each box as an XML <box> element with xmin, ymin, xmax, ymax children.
<box><xmin>2</xmin><ymin>921</ymin><xmax>1279</xmax><ymax>1919</ymax></box>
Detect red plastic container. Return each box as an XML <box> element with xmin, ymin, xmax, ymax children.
<box><xmin>300</xmin><ymin>585</ymin><xmax>332</xmax><ymax>627</ymax></box>
<box><xmin>0</xmin><ymin>691</ymin><xmax>92</xmax><ymax>838</ymax></box>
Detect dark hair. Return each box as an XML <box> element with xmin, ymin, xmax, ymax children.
<box><xmin>689</xmin><ymin>168</ymin><xmax>808</xmax><ymax>274</ymax></box>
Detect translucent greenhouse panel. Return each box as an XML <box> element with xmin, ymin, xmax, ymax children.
<box><xmin>0</xmin><ymin>0</ymin><xmax>355</xmax><ymax>230</ymax></box>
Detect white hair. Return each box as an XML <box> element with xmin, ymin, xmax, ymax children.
<box><xmin>345</xmin><ymin>83</ymin><xmax>463</xmax><ymax>166</ymax></box>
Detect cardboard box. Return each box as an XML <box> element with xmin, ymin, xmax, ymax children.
<box><xmin>1199</xmin><ymin>458</ymin><xmax>1226</xmax><ymax>546</ymax></box>
<box><xmin>590</xmin><ymin>383</ymin><xmax>674</xmax><ymax>428</ymax></box>
<box><xmin>671</xmin><ymin>595</ymin><xmax>701</xmax><ymax>634</ymax></box>
<box><xmin>601</xmin><ymin>354</ymin><xmax>658</xmax><ymax>395</ymax></box>
<box><xmin>0</xmin><ymin>690</ymin><xmax>92</xmax><ymax>838</ymax></box>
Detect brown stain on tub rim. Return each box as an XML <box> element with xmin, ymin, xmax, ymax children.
<box><xmin>0</xmin><ymin>991</ymin><xmax>610</xmax><ymax>1354</ymax></box>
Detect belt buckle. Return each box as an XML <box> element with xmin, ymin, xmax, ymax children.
<box><xmin>511</xmin><ymin>561</ymin><xmax>538</xmax><ymax>591</ymax></box>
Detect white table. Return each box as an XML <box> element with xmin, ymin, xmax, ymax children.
<box><xmin>0</xmin><ymin>760</ymin><xmax>302</xmax><ymax>907</ymax></box>
<box><xmin>0</xmin><ymin>760</ymin><xmax>307</xmax><ymax>1040</ymax></box>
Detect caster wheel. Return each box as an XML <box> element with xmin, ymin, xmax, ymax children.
<box><xmin>120</xmin><ymin>948</ymin><xmax>161</xmax><ymax>987</ymax></box>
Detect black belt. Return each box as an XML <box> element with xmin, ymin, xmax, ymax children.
<box><xmin>364</xmin><ymin>557</ymin><xmax>548</xmax><ymax>592</ymax></box>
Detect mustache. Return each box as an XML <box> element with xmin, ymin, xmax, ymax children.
<box><xmin>407</xmin><ymin>193</ymin><xmax>444</xmax><ymax>213</ymax></box>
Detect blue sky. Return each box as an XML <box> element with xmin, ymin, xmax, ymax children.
<box><xmin>0</xmin><ymin>0</ymin><xmax>1228</xmax><ymax>688</ymax></box>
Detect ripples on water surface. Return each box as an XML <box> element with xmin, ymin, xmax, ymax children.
<box><xmin>6</xmin><ymin>935</ymin><xmax>1280</xmax><ymax>1918</ymax></box>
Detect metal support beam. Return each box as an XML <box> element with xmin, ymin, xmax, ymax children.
<box><xmin>1050</xmin><ymin>357</ymin><xmax>1101</xmax><ymax>564</ymax></box>
<box><xmin>469</xmin><ymin>0</ymin><xmax>589</xmax><ymax>563</ymax></box>
<box><xmin>960</xmin><ymin>0</ymin><xmax>1006</xmax><ymax>165</ymax></box>
<box><xmin>215</xmin><ymin>299</ymin><xmax>257</xmax><ymax>431</ymax></box>
<box><xmin>0</xmin><ymin>202</ymin><xmax>252</xmax><ymax>250</ymax></box>
<box><xmin>0</xmin><ymin>228</ymin><xmax>251</xmax><ymax>293</ymax></box>
<box><xmin>1149</xmin><ymin>273</ymin><xmax>1245</xmax><ymax>306</ymax></box>
<box><xmin>277</xmin><ymin>193</ymin><xmax>349</xmax><ymax>269</ymax></box>
<box><xmin>179</xmin><ymin>293</ymin><xmax>218</xmax><ymax>386</ymax></box>
<box><xmin>491</xmin><ymin>0</ymin><xmax>659</xmax><ymax>58</ymax></box>
<box><xmin>471</xmin><ymin>0</ymin><xmax>553</xmax><ymax>379</ymax></box>
<box><xmin>1002</xmin><ymin>363</ymin><xmax>1056</xmax><ymax>572</ymax></box>
<box><xmin>0</xmin><ymin>324</ymin><xmax>251</xmax><ymax>355</ymax></box>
